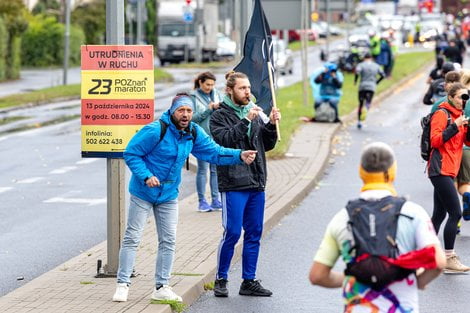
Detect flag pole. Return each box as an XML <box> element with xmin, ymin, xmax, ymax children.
<box><xmin>259</xmin><ymin>0</ymin><xmax>281</xmax><ymax>142</ymax></box>
<box><xmin>266</xmin><ymin>60</ymin><xmax>281</xmax><ymax>141</ymax></box>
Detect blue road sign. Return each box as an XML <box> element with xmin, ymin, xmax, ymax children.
<box><xmin>183</xmin><ymin>11</ymin><xmax>193</xmax><ymax>23</ymax></box>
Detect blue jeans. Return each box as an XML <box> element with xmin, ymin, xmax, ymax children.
<box><xmin>117</xmin><ymin>195</ymin><xmax>178</xmax><ymax>285</ymax></box>
<box><xmin>196</xmin><ymin>159</ymin><xmax>219</xmax><ymax>202</ymax></box>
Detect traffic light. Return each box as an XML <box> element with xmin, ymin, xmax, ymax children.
<box><xmin>186</xmin><ymin>0</ymin><xmax>191</xmax><ymax>4</ymax></box>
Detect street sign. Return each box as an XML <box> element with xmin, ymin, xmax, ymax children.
<box><xmin>80</xmin><ymin>45</ymin><xmax>154</xmax><ymax>158</ymax></box>
<box><xmin>183</xmin><ymin>11</ymin><xmax>193</xmax><ymax>22</ymax></box>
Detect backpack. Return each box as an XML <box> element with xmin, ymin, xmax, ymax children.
<box><xmin>344</xmin><ymin>196</ymin><xmax>413</xmax><ymax>291</ymax></box>
<box><xmin>420</xmin><ymin>108</ymin><xmax>451</xmax><ymax>161</ymax></box>
<box><xmin>158</xmin><ymin>119</ymin><xmax>197</xmax><ymax>170</ymax></box>
<box><xmin>314</xmin><ymin>102</ymin><xmax>336</xmax><ymax>122</ymax></box>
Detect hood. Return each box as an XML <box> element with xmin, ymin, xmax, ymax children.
<box><xmin>439</xmin><ymin>101</ymin><xmax>463</xmax><ymax>117</ymax></box>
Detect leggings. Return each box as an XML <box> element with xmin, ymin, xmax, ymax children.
<box><xmin>357</xmin><ymin>90</ymin><xmax>374</xmax><ymax>122</ymax></box>
<box><xmin>430</xmin><ymin>175</ymin><xmax>462</xmax><ymax>250</ymax></box>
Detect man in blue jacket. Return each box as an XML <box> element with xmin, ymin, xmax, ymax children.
<box><xmin>112</xmin><ymin>93</ymin><xmax>257</xmax><ymax>303</ymax></box>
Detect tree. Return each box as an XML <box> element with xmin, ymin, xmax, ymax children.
<box><xmin>0</xmin><ymin>0</ymin><xmax>29</xmax><ymax>79</ymax></box>
<box><xmin>72</xmin><ymin>0</ymin><xmax>106</xmax><ymax>44</ymax></box>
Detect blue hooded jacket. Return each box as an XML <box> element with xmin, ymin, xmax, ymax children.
<box><xmin>124</xmin><ymin>110</ymin><xmax>243</xmax><ymax>204</ymax></box>
<box><xmin>310</xmin><ymin>64</ymin><xmax>344</xmax><ymax>102</ymax></box>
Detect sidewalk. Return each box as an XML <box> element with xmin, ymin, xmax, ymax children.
<box><xmin>0</xmin><ymin>116</ymin><xmax>338</xmax><ymax>313</ymax></box>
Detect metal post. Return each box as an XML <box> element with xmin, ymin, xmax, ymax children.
<box><xmin>195</xmin><ymin>0</ymin><xmax>202</xmax><ymax>63</ymax></box>
<box><xmin>104</xmin><ymin>0</ymin><xmax>126</xmax><ymax>277</ymax></box>
<box><xmin>136</xmin><ymin>0</ymin><xmax>143</xmax><ymax>44</ymax></box>
<box><xmin>301</xmin><ymin>0</ymin><xmax>308</xmax><ymax>107</ymax></box>
<box><xmin>62</xmin><ymin>0</ymin><xmax>70</xmax><ymax>85</ymax></box>
<box><xmin>234</xmin><ymin>0</ymin><xmax>241</xmax><ymax>59</ymax></box>
<box><xmin>325</xmin><ymin>0</ymin><xmax>330</xmax><ymax>60</ymax></box>
<box><xmin>346</xmin><ymin>0</ymin><xmax>351</xmax><ymax>50</ymax></box>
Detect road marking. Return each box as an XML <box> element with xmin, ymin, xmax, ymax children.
<box><xmin>76</xmin><ymin>159</ymin><xmax>99</xmax><ymax>165</ymax></box>
<box><xmin>49</xmin><ymin>166</ymin><xmax>78</xmax><ymax>174</ymax></box>
<box><xmin>16</xmin><ymin>177</ymin><xmax>45</xmax><ymax>184</ymax></box>
<box><xmin>0</xmin><ymin>187</ymin><xmax>13</xmax><ymax>193</ymax></box>
<box><xmin>43</xmin><ymin>197</ymin><xmax>106</xmax><ymax>206</ymax></box>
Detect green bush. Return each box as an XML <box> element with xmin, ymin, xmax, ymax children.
<box><xmin>21</xmin><ymin>14</ymin><xmax>84</xmax><ymax>67</ymax></box>
<box><xmin>0</xmin><ymin>16</ymin><xmax>7</xmax><ymax>81</ymax></box>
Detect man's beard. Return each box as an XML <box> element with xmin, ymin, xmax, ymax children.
<box><xmin>233</xmin><ymin>93</ymin><xmax>250</xmax><ymax>106</ymax></box>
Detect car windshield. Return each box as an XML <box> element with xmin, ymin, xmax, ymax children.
<box><xmin>159</xmin><ymin>23</ymin><xmax>195</xmax><ymax>36</ymax></box>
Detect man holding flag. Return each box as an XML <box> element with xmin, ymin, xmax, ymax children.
<box><xmin>209</xmin><ymin>0</ymin><xmax>281</xmax><ymax>298</ymax></box>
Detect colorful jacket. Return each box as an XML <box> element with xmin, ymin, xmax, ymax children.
<box><xmin>428</xmin><ymin>102</ymin><xmax>470</xmax><ymax>177</ymax></box>
<box><xmin>124</xmin><ymin>110</ymin><xmax>242</xmax><ymax>204</ymax></box>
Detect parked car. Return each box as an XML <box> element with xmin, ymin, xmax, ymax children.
<box><xmin>273</xmin><ymin>39</ymin><xmax>293</xmax><ymax>75</ymax></box>
<box><xmin>215</xmin><ymin>33</ymin><xmax>236</xmax><ymax>60</ymax></box>
<box><xmin>312</xmin><ymin>22</ymin><xmax>344</xmax><ymax>38</ymax></box>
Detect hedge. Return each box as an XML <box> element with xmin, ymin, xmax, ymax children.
<box><xmin>21</xmin><ymin>14</ymin><xmax>85</xmax><ymax>67</ymax></box>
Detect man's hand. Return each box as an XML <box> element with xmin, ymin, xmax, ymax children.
<box><xmin>246</xmin><ymin>107</ymin><xmax>262</xmax><ymax>121</ymax></box>
<box><xmin>145</xmin><ymin>176</ymin><xmax>160</xmax><ymax>187</ymax></box>
<box><xmin>269</xmin><ymin>107</ymin><xmax>281</xmax><ymax>124</ymax></box>
<box><xmin>240</xmin><ymin>150</ymin><xmax>257</xmax><ymax>165</ymax></box>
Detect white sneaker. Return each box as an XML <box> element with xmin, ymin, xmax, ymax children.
<box><xmin>112</xmin><ymin>283</ymin><xmax>129</xmax><ymax>302</ymax></box>
<box><xmin>151</xmin><ymin>285</ymin><xmax>182</xmax><ymax>302</ymax></box>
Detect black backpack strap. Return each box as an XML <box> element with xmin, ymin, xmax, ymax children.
<box><xmin>158</xmin><ymin>119</ymin><xmax>168</xmax><ymax>141</ymax></box>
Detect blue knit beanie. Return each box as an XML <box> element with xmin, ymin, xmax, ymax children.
<box><xmin>170</xmin><ymin>94</ymin><xmax>194</xmax><ymax>115</ymax></box>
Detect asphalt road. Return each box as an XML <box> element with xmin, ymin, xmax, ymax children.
<box><xmin>185</xmin><ymin>59</ymin><xmax>470</xmax><ymax>312</ymax></box>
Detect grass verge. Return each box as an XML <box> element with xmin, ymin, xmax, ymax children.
<box><xmin>267</xmin><ymin>50</ymin><xmax>434</xmax><ymax>158</ymax></box>
<box><xmin>0</xmin><ymin>68</ymin><xmax>173</xmax><ymax>110</ymax></box>
<box><xmin>288</xmin><ymin>40</ymin><xmax>317</xmax><ymax>51</ymax></box>
<box><xmin>165</xmin><ymin>60</ymin><xmax>236</xmax><ymax>69</ymax></box>
<box><xmin>150</xmin><ymin>299</ymin><xmax>186</xmax><ymax>313</ymax></box>
<box><xmin>0</xmin><ymin>116</ymin><xmax>29</xmax><ymax>125</ymax></box>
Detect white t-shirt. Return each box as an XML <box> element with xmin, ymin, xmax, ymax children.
<box><xmin>314</xmin><ymin>190</ymin><xmax>439</xmax><ymax>313</ymax></box>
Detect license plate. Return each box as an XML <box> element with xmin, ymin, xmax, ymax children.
<box><xmin>172</xmin><ymin>50</ymin><xmax>184</xmax><ymax>56</ymax></box>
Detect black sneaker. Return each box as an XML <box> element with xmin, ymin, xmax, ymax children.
<box><xmin>214</xmin><ymin>278</ymin><xmax>228</xmax><ymax>297</ymax></box>
<box><xmin>239</xmin><ymin>279</ymin><xmax>272</xmax><ymax>297</ymax></box>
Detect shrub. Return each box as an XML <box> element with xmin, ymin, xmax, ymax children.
<box><xmin>21</xmin><ymin>14</ymin><xmax>84</xmax><ymax>67</ymax></box>
<box><xmin>0</xmin><ymin>16</ymin><xmax>7</xmax><ymax>81</ymax></box>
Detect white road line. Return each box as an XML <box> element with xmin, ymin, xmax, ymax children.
<box><xmin>16</xmin><ymin>177</ymin><xmax>45</xmax><ymax>184</ymax></box>
<box><xmin>43</xmin><ymin>197</ymin><xmax>106</xmax><ymax>206</ymax></box>
<box><xmin>49</xmin><ymin>166</ymin><xmax>78</xmax><ymax>174</ymax></box>
<box><xmin>76</xmin><ymin>158</ymin><xmax>99</xmax><ymax>165</ymax></box>
<box><xmin>0</xmin><ymin>187</ymin><xmax>13</xmax><ymax>193</ymax></box>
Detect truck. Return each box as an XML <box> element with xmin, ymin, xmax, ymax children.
<box><xmin>157</xmin><ymin>0</ymin><xmax>219</xmax><ymax>64</ymax></box>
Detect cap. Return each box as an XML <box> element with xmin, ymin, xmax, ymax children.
<box><xmin>442</xmin><ymin>62</ymin><xmax>455</xmax><ymax>75</ymax></box>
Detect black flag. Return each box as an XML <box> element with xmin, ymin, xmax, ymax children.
<box><xmin>234</xmin><ymin>0</ymin><xmax>274</xmax><ymax>112</ymax></box>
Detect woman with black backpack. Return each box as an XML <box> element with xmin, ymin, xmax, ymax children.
<box><xmin>428</xmin><ymin>83</ymin><xmax>470</xmax><ymax>273</ymax></box>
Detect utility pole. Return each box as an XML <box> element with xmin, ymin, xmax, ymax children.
<box><xmin>136</xmin><ymin>0</ymin><xmax>144</xmax><ymax>44</ymax></box>
<box><xmin>300</xmin><ymin>0</ymin><xmax>308</xmax><ymax>107</ymax></box>
<box><xmin>62</xmin><ymin>0</ymin><xmax>71</xmax><ymax>85</ymax></box>
<box><xmin>195</xmin><ymin>0</ymin><xmax>202</xmax><ymax>63</ymax></box>
<box><xmin>104</xmin><ymin>0</ymin><xmax>126</xmax><ymax>276</ymax></box>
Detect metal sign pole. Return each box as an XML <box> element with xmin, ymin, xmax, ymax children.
<box><xmin>62</xmin><ymin>0</ymin><xmax>70</xmax><ymax>85</ymax></box>
<box><xmin>104</xmin><ymin>0</ymin><xmax>126</xmax><ymax>276</ymax></box>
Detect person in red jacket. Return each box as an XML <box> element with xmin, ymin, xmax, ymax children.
<box><xmin>428</xmin><ymin>83</ymin><xmax>470</xmax><ymax>273</ymax></box>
